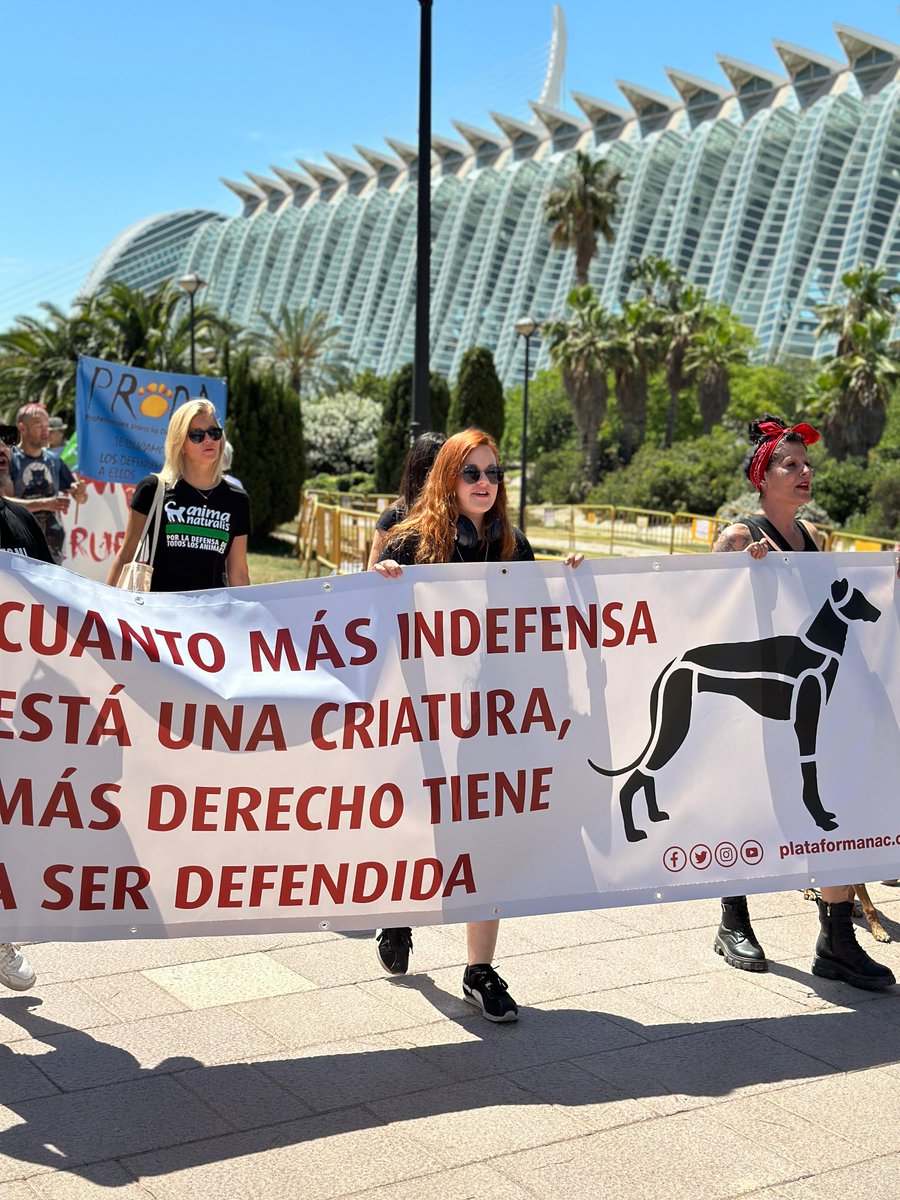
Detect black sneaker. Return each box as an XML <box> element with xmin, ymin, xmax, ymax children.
<box><xmin>375</xmin><ymin>928</ymin><xmax>412</xmax><ymax>975</ymax></box>
<box><xmin>462</xmin><ymin>964</ymin><xmax>519</xmax><ymax>1022</ymax></box>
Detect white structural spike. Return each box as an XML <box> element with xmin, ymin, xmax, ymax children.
<box><xmin>325</xmin><ymin>152</ymin><xmax>374</xmax><ymax>181</ymax></box>
<box><xmin>353</xmin><ymin>144</ymin><xmax>403</xmax><ymax>173</ymax></box>
<box><xmin>538</xmin><ymin>3</ymin><xmax>567</xmax><ymax>109</ymax></box>
<box><xmin>772</xmin><ymin>39</ymin><xmax>844</xmax><ymax>80</ymax></box>
<box><xmin>219</xmin><ymin>177</ymin><xmax>264</xmax><ymax>208</ymax></box>
<box><xmin>716</xmin><ymin>54</ymin><xmax>786</xmax><ymax>93</ymax></box>
<box><xmin>833</xmin><ymin>23</ymin><xmax>900</xmax><ymax>64</ymax></box>
<box><xmin>245</xmin><ymin>172</ymin><xmax>288</xmax><ymax>200</ymax></box>
<box><xmin>296</xmin><ymin>159</ymin><xmax>343</xmax><ymax>186</ymax></box>
<box><xmin>451</xmin><ymin>120</ymin><xmax>509</xmax><ymax>154</ymax></box>
<box><xmin>570</xmin><ymin>90</ymin><xmax>631</xmax><ymax>125</ymax></box>
<box><xmin>664</xmin><ymin>68</ymin><xmax>731</xmax><ymax>105</ymax></box>
<box><xmin>529</xmin><ymin>99</ymin><xmax>589</xmax><ymax>136</ymax></box>
<box><xmin>269</xmin><ymin>165</ymin><xmax>314</xmax><ymax>194</ymax></box>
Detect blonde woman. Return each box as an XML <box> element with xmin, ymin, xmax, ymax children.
<box><xmin>107</xmin><ymin>399</ymin><xmax>250</xmax><ymax>591</ymax></box>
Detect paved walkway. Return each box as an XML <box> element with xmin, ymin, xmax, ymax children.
<box><xmin>2</xmin><ymin>887</ymin><xmax>900</xmax><ymax>1199</ymax></box>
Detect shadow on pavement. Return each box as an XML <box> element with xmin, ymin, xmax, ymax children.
<box><xmin>0</xmin><ymin>973</ymin><xmax>897</xmax><ymax>1186</ymax></box>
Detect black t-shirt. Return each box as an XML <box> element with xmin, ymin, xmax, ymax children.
<box><xmin>376</xmin><ymin>502</ymin><xmax>406</xmax><ymax>534</ymax></box>
<box><xmin>0</xmin><ymin>497</ymin><xmax>54</xmax><ymax>563</ymax></box>
<box><xmin>131</xmin><ymin>475</ymin><xmax>251</xmax><ymax>592</ymax></box>
<box><xmin>742</xmin><ymin>515</ymin><xmax>819</xmax><ymax>553</ymax></box>
<box><xmin>379</xmin><ymin>526</ymin><xmax>534</xmax><ymax>566</ymax></box>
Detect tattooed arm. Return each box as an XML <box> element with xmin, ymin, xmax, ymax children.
<box><xmin>712</xmin><ymin>523</ymin><xmax>768</xmax><ymax>560</ymax></box>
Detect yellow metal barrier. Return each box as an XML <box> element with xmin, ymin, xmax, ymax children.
<box><xmin>827</xmin><ymin>530</ymin><xmax>897</xmax><ymax>553</ymax></box>
<box><xmin>297</xmin><ymin>491</ymin><xmax>898</xmax><ymax>570</ymax></box>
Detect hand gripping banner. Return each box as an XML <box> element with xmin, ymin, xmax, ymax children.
<box><xmin>0</xmin><ymin>551</ymin><xmax>898</xmax><ymax>940</ymax></box>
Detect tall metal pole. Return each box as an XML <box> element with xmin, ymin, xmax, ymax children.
<box><xmin>518</xmin><ymin>333</ymin><xmax>531</xmax><ymax>532</ymax></box>
<box><xmin>189</xmin><ymin>291</ymin><xmax>197</xmax><ymax>376</ymax></box>
<box><xmin>411</xmin><ymin>0</ymin><xmax>432</xmax><ymax>444</ymax></box>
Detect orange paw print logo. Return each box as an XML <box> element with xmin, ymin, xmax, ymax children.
<box><xmin>137</xmin><ymin>382</ymin><xmax>174</xmax><ymax>418</ymax></box>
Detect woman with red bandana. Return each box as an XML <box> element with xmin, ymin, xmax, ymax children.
<box><xmin>711</xmin><ymin>415</ymin><xmax>894</xmax><ymax>992</ymax></box>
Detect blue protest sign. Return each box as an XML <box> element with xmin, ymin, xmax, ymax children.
<box><xmin>75</xmin><ymin>357</ymin><xmax>228</xmax><ymax>484</ymax></box>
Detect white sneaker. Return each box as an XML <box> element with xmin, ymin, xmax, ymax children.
<box><xmin>0</xmin><ymin>943</ymin><xmax>36</xmax><ymax>991</ymax></box>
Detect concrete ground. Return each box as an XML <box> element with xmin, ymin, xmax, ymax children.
<box><xmin>2</xmin><ymin>886</ymin><xmax>900</xmax><ymax>1199</ymax></box>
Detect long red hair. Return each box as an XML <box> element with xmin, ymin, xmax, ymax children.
<box><xmin>390</xmin><ymin>428</ymin><xmax>516</xmax><ymax>563</ymax></box>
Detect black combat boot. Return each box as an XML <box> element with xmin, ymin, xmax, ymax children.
<box><xmin>812</xmin><ymin>898</ymin><xmax>895</xmax><ymax>991</ymax></box>
<box><xmin>713</xmin><ymin>895</ymin><xmax>768</xmax><ymax>971</ymax></box>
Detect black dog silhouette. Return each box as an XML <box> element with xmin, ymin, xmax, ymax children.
<box><xmin>589</xmin><ymin>579</ymin><xmax>881</xmax><ymax>843</ymax></box>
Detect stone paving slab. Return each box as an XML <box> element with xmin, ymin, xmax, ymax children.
<box><xmin>1</xmin><ymin>892</ymin><xmax>899</xmax><ymax>1198</ymax></box>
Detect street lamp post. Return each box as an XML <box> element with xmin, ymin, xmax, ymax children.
<box><xmin>411</xmin><ymin>0</ymin><xmax>433</xmax><ymax>444</ymax></box>
<box><xmin>514</xmin><ymin>316</ymin><xmax>538</xmax><ymax>533</ymax></box>
<box><xmin>176</xmin><ymin>272</ymin><xmax>207</xmax><ymax>375</ymax></box>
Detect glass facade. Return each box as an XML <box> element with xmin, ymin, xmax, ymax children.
<box><xmin>82</xmin><ymin>24</ymin><xmax>900</xmax><ymax>383</ymax></box>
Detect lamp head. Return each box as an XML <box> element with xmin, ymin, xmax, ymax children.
<box><xmin>515</xmin><ymin>316</ymin><xmax>538</xmax><ymax>338</ymax></box>
<box><xmin>176</xmin><ymin>272</ymin><xmax>207</xmax><ymax>297</ymax></box>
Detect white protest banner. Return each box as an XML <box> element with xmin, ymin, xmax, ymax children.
<box><xmin>60</xmin><ymin>479</ymin><xmax>132</xmax><ymax>581</ymax></box>
<box><xmin>0</xmin><ymin>551</ymin><xmax>898</xmax><ymax>941</ymax></box>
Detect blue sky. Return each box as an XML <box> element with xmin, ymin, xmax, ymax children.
<box><xmin>2</xmin><ymin>0</ymin><xmax>896</xmax><ymax>330</ymax></box>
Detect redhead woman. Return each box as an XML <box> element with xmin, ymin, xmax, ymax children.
<box><xmin>712</xmin><ymin>415</ymin><xmax>894</xmax><ymax>991</ymax></box>
<box><xmin>107</xmin><ymin>399</ymin><xmax>250</xmax><ymax>591</ymax></box>
<box><xmin>373</xmin><ymin>428</ymin><xmax>582</xmax><ymax>1021</ymax></box>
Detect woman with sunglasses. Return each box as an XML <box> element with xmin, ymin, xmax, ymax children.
<box><xmin>373</xmin><ymin>428</ymin><xmax>582</xmax><ymax>1022</ymax></box>
<box><xmin>107</xmin><ymin>399</ymin><xmax>250</xmax><ymax>591</ymax></box>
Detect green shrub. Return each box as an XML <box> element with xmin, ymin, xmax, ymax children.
<box><xmin>226</xmin><ymin>351</ymin><xmax>305</xmax><ymax>535</ymax></box>
<box><xmin>448</xmin><ymin>347</ymin><xmax>504</xmax><ymax>441</ymax></box>
<box><xmin>503</xmin><ymin>368</ymin><xmax>578</xmax><ymax>463</ymax></box>
<box><xmin>807</xmin><ymin>458</ymin><xmax>870</xmax><ymax>526</ymax></box>
<box><xmin>588</xmin><ymin>428</ymin><xmax>745</xmax><ymax>513</ymax></box>
<box><xmin>530</xmin><ymin>445</ymin><xmax>594</xmax><ymax>504</ymax></box>
<box><xmin>373</xmin><ymin>363</ymin><xmax>450</xmax><ymax>492</ymax></box>
<box><xmin>853</xmin><ymin>460</ymin><xmax>900</xmax><ymax>538</ymax></box>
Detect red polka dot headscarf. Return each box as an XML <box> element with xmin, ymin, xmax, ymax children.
<box><xmin>748</xmin><ymin>421</ymin><xmax>820</xmax><ymax>492</ymax></box>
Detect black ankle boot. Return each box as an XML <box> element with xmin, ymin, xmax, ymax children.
<box><xmin>812</xmin><ymin>898</ymin><xmax>895</xmax><ymax>991</ymax></box>
<box><xmin>714</xmin><ymin>895</ymin><xmax>768</xmax><ymax>971</ymax></box>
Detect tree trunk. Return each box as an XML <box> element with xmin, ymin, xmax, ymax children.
<box><xmin>697</xmin><ymin>368</ymin><xmax>729</xmax><ymax>435</ymax></box>
<box><xmin>615</xmin><ymin>367</ymin><xmax>648</xmax><ymax>463</ymax></box>
<box><xmin>562</xmin><ymin>365</ymin><xmax>607</xmax><ymax>485</ymax></box>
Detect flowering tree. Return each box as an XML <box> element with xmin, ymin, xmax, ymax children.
<box><xmin>302</xmin><ymin>390</ymin><xmax>381</xmax><ymax>475</ymax></box>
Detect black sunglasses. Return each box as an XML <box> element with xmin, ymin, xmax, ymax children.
<box><xmin>0</xmin><ymin>425</ymin><xmax>21</xmax><ymax>447</ymax></box>
<box><xmin>459</xmin><ymin>464</ymin><xmax>503</xmax><ymax>484</ymax></box>
<box><xmin>186</xmin><ymin>427</ymin><xmax>224</xmax><ymax>444</ymax></box>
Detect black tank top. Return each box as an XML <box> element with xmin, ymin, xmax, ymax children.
<box><xmin>741</xmin><ymin>515</ymin><xmax>819</xmax><ymax>553</ymax></box>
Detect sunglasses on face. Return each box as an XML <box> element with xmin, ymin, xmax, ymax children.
<box><xmin>459</xmin><ymin>464</ymin><xmax>504</xmax><ymax>485</ymax></box>
<box><xmin>186</xmin><ymin>427</ymin><xmax>224</xmax><ymax>444</ymax></box>
<box><xmin>0</xmin><ymin>425</ymin><xmax>21</xmax><ymax>447</ymax></box>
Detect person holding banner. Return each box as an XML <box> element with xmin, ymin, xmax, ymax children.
<box><xmin>367</xmin><ymin>431</ymin><xmax>446</xmax><ymax>569</ymax></box>
<box><xmin>106</xmin><ymin>399</ymin><xmax>250</xmax><ymax>591</ymax></box>
<box><xmin>372</xmin><ymin>428</ymin><xmax>582</xmax><ymax>1022</ymax></box>
<box><xmin>711</xmin><ymin>415</ymin><xmax>894</xmax><ymax>992</ymax></box>
<box><xmin>0</xmin><ymin>424</ymin><xmax>50</xmax><ymax>991</ymax></box>
<box><xmin>6</xmin><ymin>403</ymin><xmax>87</xmax><ymax>565</ymax></box>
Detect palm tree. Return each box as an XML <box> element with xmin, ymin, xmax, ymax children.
<box><xmin>685</xmin><ymin>305</ymin><xmax>755</xmax><ymax>434</ymax></box>
<box><xmin>815</xmin><ymin>264</ymin><xmax>900</xmax><ymax>460</ymax></box>
<box><xmin>543</xmin><ymin>286</ymin><xmax>612</xmax><ymax>484</ymax></box>
<box><xmin>0</xmin><ymin>296</ymin><xmax>104</xmax><ymax>413</ymax></box>
<box><xmin>816</xmin><ymin>264</ymin><xmax>900</xmax><ymax>357</ymax></box>
<box><xmin>606</xmin><ymin>299</ymin><xmax>656</xmax><ymax>463</ymax></box>
<box><xmin>95</xmin><ymin>280</ymin><xmax>228</xmax><ymax>373</ymax></box>
<box><xmin>629</xmin><ymin>255</ymin><xmax>707</xmax><ymax>448</ymax></box>
<box><xmin>817</xmin><ymin>311</ymin><xmax>900</xmax><ymax>460</ymax></box>
<box><xmin>249</xmin><ymin>303</ymin><xmax>350</xmax><ymax>399</ymax></box>
<box><xmin>545</xmin><ymin>151</ymin><xmax>623</xmax><ymax>287</ymax></box>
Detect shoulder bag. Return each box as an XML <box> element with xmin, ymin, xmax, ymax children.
<box><xmin>116</xmin><ymin>475</ymin><xmax>165</xmax><ymax>592</ymax></box>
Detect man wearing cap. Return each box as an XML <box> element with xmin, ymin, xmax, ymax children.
<box><xmin>0</xmin><ymin>422</ymin><xmax>48</xmax><ymax>991</ymax></box>
<box><xmin>6</xmin><ymin>403</ymin><xmax>87</xmax><ymax>565</ymax></box>
<box><xmin>47</xmin><ymin>415</ymin><xmax>67</xmax><ymax>457</ymax></box>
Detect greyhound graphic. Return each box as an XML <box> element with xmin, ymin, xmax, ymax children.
<box><xmin>589</xmin><ymin>579</ymin><xmax>881</xmax><ymax>843</ymax></box>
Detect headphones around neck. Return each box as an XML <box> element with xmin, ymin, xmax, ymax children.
<box><xmin>455</xmin><ymin>514</ymin><xmax>502</xmax><ymax>550</ymax></box>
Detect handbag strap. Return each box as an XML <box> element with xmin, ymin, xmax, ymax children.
<box><xmin>134</xmin><ymin>475</ymin><xmax>166</xmax><ymax>566</ymax></box>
